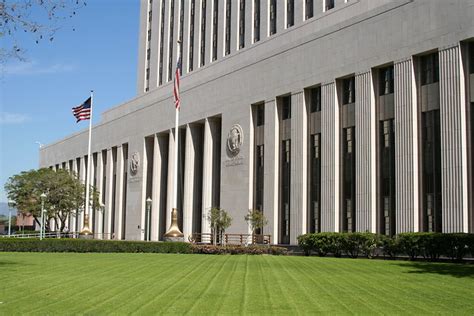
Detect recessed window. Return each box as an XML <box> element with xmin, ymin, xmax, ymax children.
<box><xmin>168</xmin><ymin>0</ymin><xmax>175</xmax><ymax>82</ymax></box>
<box><xmin>158</xmin><ymin>0</ymin><xmax>166</xmax><ymax>84</ymax></box>
<box><xmin>270</xmin><ymin>0</ymin><xmax>277</xmax><ymax>35</ymax></box>
<box><xmin>379</xmin><ymin>66</ymin><xmax>394</xmax><ymax>96</ymax></box>
<box><xmin>200</xmin><ymin>0</ymin><xmax>207</xmax><ymax>67</ymax></box>
<box><xmin>310</xmin><ymin>86</ymin><xmax>321</xmax><ymax>113</ymax></box>
<box><xmin>189</xmin><ymin>0</ymin><xmax>195</xmax><ymax>71</ymax></box>
<box><xmin>342</xmin><ymin>77</ymin><xmax>355</xmax><ymax>105</ymax></box>
<box><xmin>179</xmin><ymin>0</ymin><xmax>184</xmax><ymax>63</ymax></box>
<box><xmin>421</xmin><ymin>53</ymin><xmax>439</xmax><ymax>86</ymax></box>
<box><xmin>282</xmin><ymin>96</ymin><xmax>291</xmax><ymax>120</ymax></box>
<box><xmin>286</xmin><ymin>0</ymin><xmax>294</xmax><ymax>28</ymax></box>
<box><xmin>239</xmin><ymin>0</ymin><xmax>246</xmax><ymax>49</ymax></box>
<box><xmin>256</xmin><ymin>104</ymin><xmax>265</xmax><ymax>126</ymax></box>
<box><xmin>254</xmin><ymin>0</ymin><xmax>260</xmax><ymax>42</ymax></box>
<box><xmin>225</xmin><ymin>0</ymin><xmax>232</xmax><ymax>55</ymax></box>
<box><xmin>325</xmin><ymin>0</ymin><xmax>334</xmax><ymax>11</ymax></box>
<box><xmin>305</xmin><ymin>0</ymin><xmax>313</xmax><ymax>20</ymax></box>
<box><xmin>212</xmin><ymin>0</ymin><xmax>219</xmax><ymax>61</ymax></box>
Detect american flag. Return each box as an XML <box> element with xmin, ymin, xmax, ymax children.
<box><xmin>173</xmin><ymin>57</ymin><xmax>181</xmax><ymax>110</ymax></box>
<box><xmin>72</xmin><ymin>97</ymin><xmax>92</xmax><ymax>123</ymax></box>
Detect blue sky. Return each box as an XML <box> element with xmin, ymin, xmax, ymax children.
<box><xmin>0</xmin><ymin>1</ymin><xmax>140</xmax><ymax>202</ymax></box>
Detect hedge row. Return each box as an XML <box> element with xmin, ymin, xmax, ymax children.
<box><xmin>0</xmin><ymin>238</ymin><xmax>192</xmax><ymax>254</ymax></box>
<box><xmin>191</xmin><ymin>244</ymin><xmax>288</xmax><ymax>255</ymax></box>
<box><xmin>0</xmin><ymin>238</ymin><xmax>288</xmax><ymax>256</ymax></box>
<box><xmin>297</xmin><ymin>232</ymin><xmax>474</xmax><ymax>261</ymax></box>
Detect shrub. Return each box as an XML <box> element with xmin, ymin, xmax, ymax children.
<box><xmin>0</xmin><ymin>238</ymin><xmax>192</xmax><ymax>254</ymax></box>
<box><xmin>397</xmin><ymin>233</ymin><xmax>424</xmax><ymax>260</ymax></box>
<box><xmin>191</xmin><ymin>244</ymin><xmax>288</xmax><ymax>255</ymax></box>
<box><xmin>379</xmin><ymin>235</ymin><xmax>399</xmax><ymax>259</ymax></box>
<box><xmin>297</xmin><ymin>234</ymin><xmax>312</xmax><ymax>256</ymax></box>
<box><xmin>443</xmin><ymin>233</ymin><xmax>472</xmax><ymax>261</ymax></box>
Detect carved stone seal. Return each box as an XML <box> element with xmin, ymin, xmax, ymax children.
<box><xmin>227</xmin><ymin>124</ymin><xmax>244</xmax><ymax>157</ymax></box>
<box><xmin>130</xmin><ymin>152</ymin><xmax>140</xmax><ymax>175</ymax></box>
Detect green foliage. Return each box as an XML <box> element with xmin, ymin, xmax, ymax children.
<box><xmin>4</xmin><ymin>168</ymin><xmax>99</xmax><ymax>232</ymax></box>
<box><xmin>0</xmin><ymin>238</ymin><xmax>192</xmax><ymax>254</ymax></box>
<box><xmin>244</xmin><ymin>209</ymin><xmax>268</xmax><ymax>234</ymax></box>
<box><xmin>207</xmin><ymin>207</ymin><xmax>232</xmax><ymax>245</ymax></box>
<box><xmin>191</xmin><ymin>244</ymin><xmax>287</xmax><ymax>255</ymax></box>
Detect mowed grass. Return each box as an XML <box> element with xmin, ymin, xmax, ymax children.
<box><xmin>1</xmin><ymin>253</ymin><xmax>473</xmax><ymax>315</ymax></box>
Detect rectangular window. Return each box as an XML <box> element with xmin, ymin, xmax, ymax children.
<box><xmin>101</xmin><ymin>151</ymin><xmax>107</xmax><ymax>205</ymax></box>
<box><xmin>282</xmin><ymin>96</ymin><xmax>291</xmax><ymax>120</ymax></box>
<box><xmin>225</xmin><ymin>0</ymin><xmax>232</xmax><ymax>55</ymax></box>
<box><xmin>239</xmin><ymin>0</ymin><xmax>245</xmax><ymax>49</ymax></box>
<box><xmin>342</xmin><ymin>77</ymin><xmax>355</xmax><ymax>105</ymax></box>
<box><xmin>212</xmin><ymin>0</ymin><xmax>218</xmax><ymax>61</ymax></box>
<box><xmin>200</xmin><ymin>0</ymin><xmax>207</xmax><ymax>67</ymax></box>
<box><xmin>310</xmin><ymin>86</ymin><xmax>321</xmax><ymax>113</ymax></box>
<box><xmin>168</xmin><ymin>0</ymin><xmax>175</xmax><ymax>82</ymax></box>
<box><xmin>380</xmin><ymin>120</ymin><xmax>395</xmax><ymax>235</ymax></box>
<box><xmin>159</xmin><ymin>0</ymin><xmax>166</xmax><ymax>85</ymax></box>
<box><xmin>148</xmin><ymin>29</ymin><xmax>152</xmax><ymax>41</ymax></box>
<box><xmin>342</xmin><ymin>127</ymin><xmax>356</xmax><ymax>233</ymax></box>
<box><xmin>286</xmin><ymin>0</ymin><xmax>294</xmax><ymax>28</ymax></box>
<box><xmin>256</xmin><ymin>104</ymin><xmax>265</xmax><ymax>126</ymax></box>
<box><xmin>189</xmin><ymin>0</ymin><xmax>195</xmax><ymax>71</ymax></box>
<box><xmin>325</xmin><ymin>0</ymin><xmax>334</xmax><ymax>11</ymax></box>
<box><xmin>305</xmin><ymin>0</ymin><xmax>313</xmax><ymax>20</ymax></box>
<box><xmin>309</xmin><ymin>133</ymin><xmax>321</xmax><ymax>233</ymax></box>
<box><xmin>254</xmin><ymin>145</ymin><xmax>264</xmax><ymax>212</ymax></box>
<box><xmin>421</xmin><ymin>53</ymin><xmax>439</xmax><ymax>86</ymax></box>
<box><xmin>179</xmin><ymin>0</ymin><xmax>184</xmax><ymax>62</ymax></box>
<box><xmin>280</xmin><ymin>139</ymin><xmax>291</xmax><ymax>244</ymax></box>
<box><xmin>254</xmin><ymin>0</ymin><xmax>260</xmax><ymax>42</ymax></box>
<box><xmin>470</xmin><ymin>42</ymin><xmax>474</xmax><ymax>74</ymax></box>
<box><xmin>379</xmin><ymin>66</ymin><xmax>394</xmax><ymax>95</ymax></box>
<box><xmin>269</xmin><ymin>0</ymin><xmax>276</xmax><ymax>35</ymax></box>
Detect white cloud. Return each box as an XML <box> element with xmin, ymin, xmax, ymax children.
<box><xmin>0</xmin><ymin>112</ymin><xmax>31</xmax><ymax>125</ymax></box>
<box><xmin>1</xmin><ymin>60</ymin><xmax>77</xmax><ymax>76</ymax></box>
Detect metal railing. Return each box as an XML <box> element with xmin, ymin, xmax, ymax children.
<box><xmin>1</xmin><ymin>232</ymin><xmax>114</xmax><ymax>239</ymax></box>
<box><xmin>190</xmin><ymin>233</ymin><xmax>271</xmax><ymax>245</ymax></box>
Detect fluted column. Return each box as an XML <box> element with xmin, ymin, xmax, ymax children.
<box><xmin>166</xmin><ymin>130</ymin><xmax>176</xmax><ymax>229</ymax></box>
<box><xmin>202</xmin><ymin>118</ymin><xmax>216</xmax><ymax>235</ymax></box>
<box><xmin>151</xmin><ymin>134</ymin><xmax>163</xmax><ymax>241</ymax></box>
<box><xmin>71</xmin><ymin>160</ymin><xmax>78</xmax><ymax>232</ymax></box>
<box><xmin>290</xmin><ymin>91</ymin><xmax>307</xmax><ymax>243</ymax></box>
<box><xmin>355</xmin><ymin>71</ymin><xmax>376</xmax><ymax>232</ymax></box>
<box><xmin>439</xmin><ymin>44</ymin><xmax>469</xmax><ymax>233</ymax></box>
<box><xmin>115</xmin><ymin>146</ymin><xmax>124</xmax><ymax>240</ymax></box>
<box><xmin>394</xmin><ymin>58</ymin><xmax>420</xmax><ymax>233</ymax></box>
<box><xmin>320</xmin><ymin>82</ymin><xmax>339</xmax><ymax>232</ymax></box>
<box><xmin>183</xmin><ymin>124</ymin><xmax>196</xmax><ymax>239</ymax></box>
<box><xmin>79</xmin><ymin>157</ymin><xmax>86</xmax><ymax>231</ymax></box>
<box><xmin>96</xmin><ymin>151</ymin><xmax>104</xmax><ymax>239</ymax></box>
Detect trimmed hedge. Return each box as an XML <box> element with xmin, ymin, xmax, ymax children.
<box><xmin>0</xmin><ymin>238</ymin><xmax>192</xmax><ymax>254</ymax></box>
<box><xmin>191</xmin><ymin>244</ymin><xmax>288</xmax><ymax>255</ymax></box>
<box><xmin>298</xmin><ymin>232</ymin><xmax>474</xmax><ymax>261</ymax></box>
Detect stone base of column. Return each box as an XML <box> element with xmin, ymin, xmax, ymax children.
<box><xmin>164</xmin><ymin>236</ymin><xmax>184</xmax><ymax>242</ymax></box>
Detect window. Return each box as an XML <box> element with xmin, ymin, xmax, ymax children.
<box><xmin>256</xmin><ymin>104</ymin><xmax>265</xmax><ymax>126</ymax></box>
<box><xmin>159</xmin><ymin>0</ymin><xmax>166</xmax><ymax>84</ymax></box>
<box><xmin>212</xmin><ymin>0</ymin><xmax>219</xmax><ymax>61</ymax></box>
<box><xmin>147</xmin><ymin>48</ymin><xmax>151</xmax><ymax>61</ymax></box>
<box><xmin>380</xmin><ymin>120</ymin><xmax>395</xmax><ymax>235</ymax></box>
<box><xmin>325</xmin><ymin>0</ymin><xmax>334</xmax><ymax>11</ymax></box>
<box><xmin>342</xmin><ymin>77</ymin><xmax>355</xmax><ymax>105</ymax></box>
<box><xmin>269</xmin><ymin>0</ymin><xmax>276</xmax><ymax>35</ymax></box>
<box><xmin>254</xmin><ymin>0</ymin><xmax>260</xmax><ymax>42</ymax></box>
<box><xmin>379</xmin><ymin>66</ymin><xmax>394</xmax><ymax>95</ymax></box>
<box><xmin>280</xmin><ymin>139</ymin><xmax>291</xmax><ymax>244</ymax></box>
<box><xmin>254</xmin><ymin>145</ymin><xmax>264</xmax><ymax>212</ymax></box>
<box><xmin>421</xmin><ymin>53</ymin><xmax>439</xmax><ymax>85</ymax></box>
<box><xmin>286</xmin><ymin>0</ymin><xmax>294</xmax><ymax>28</ymax></box>
<box><xmin>309</xmin><ymin>133</ymin><xmax>321</xmax><ymax>233</ymax></box>
<box><xmin>469</xmin><ymin>42</ymin><xmax>474</xmax><ymax>74</ymax></box>
<box><xmin>239</xmin><ymin>0</ymin><xmax>245</xmax><ymax>49</ymax></box>
<box><xmin>148</xmin><ymin>29</ymin><xmax>152</xmax><ymax>41</ymax></box>
<box><xmin>179</xmin><ymin>0</ymin><xmax>184</xmax><ymax>63</ymax></box>
<box><xmin>148</xmin><ymin>10</ymin><xmax>153</xmax><ymax>22</ymax></box>
<box><xmin>310</xmin><ymin>86</ymin><xmax>321</xmax><ymax>113</ymax></box>
<box><xmin>168</xmin><ymin>0</ymin><xmax>175</xmax><ymax>81</ymax></box>
<box><xmin>189</xmin><ymin>0</ymin><xmax>196</xmax><ymax>71</ymax></box>
<box><xmin>200</xmin><ymin>0</ymin><xmax>206</xmax><ymax>66</ymax></box>
<box><xmin>225</xmin><ymin>0</ymin><xmax>232</xmax><ymax>55</ymax></box>
<box><xmin>305</xmin><ymin>0</ymin><xmax>313</xmax><ymax>20</ymax></box>
<box><xmin>282</xmin><ymin>96</ymin><xmax>291</xmax><ymax>120</ymax></box>
<box><xmin>342</xmin><ymin>127</ymin><xmax>356</xmax><ymax>233</ymax></box>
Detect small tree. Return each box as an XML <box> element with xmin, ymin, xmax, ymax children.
<box><xmin>245</xmin><ymin>209</ymin><xmax>268</xmax><ymax>243</ymax></box>
<box><xmin>207</xmin><ymin>207</ymin><xmax>232</xmax><ymax>245</ymax></box>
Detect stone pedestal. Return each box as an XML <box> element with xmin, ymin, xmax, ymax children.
<box><xmin>164</xmin><ymin>236</ymin><xmax>184</xmax><ymax>242</ymax></box>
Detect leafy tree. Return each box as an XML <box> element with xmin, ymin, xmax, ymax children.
<box><xmin>245</xmin><ymin>209</ymin><xmax>268</xmax><ymax>244</ymax></box>
<box><xmin>4</xmin><ymin>168</ymin><xmax>99</xmax><ymax>232</ymax></box>
<box><xmin>207</xmin><ymin>207</ymin><xmax>232</xmax><ymax>245</ymax></box>
<box><xmin>1</xmin><ymin>0</ymin><xmax>87</xmax><ymax>62</ymax></box>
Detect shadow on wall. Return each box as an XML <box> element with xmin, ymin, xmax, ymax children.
<box><xmin>392</xmin><ymin>261</ymin><xmax>474</xmax><ymax>279</ymax></box>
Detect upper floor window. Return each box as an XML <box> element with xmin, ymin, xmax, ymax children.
<box><xmin>469</xmin><ymin>42</ymin><xmax>474</xmax><ymax>74</ymax></box>
<box><xmin>200</xmin><ymin>0</ymin><xmax>207</xmax><ymax>67</ymax></box>
<box><xmin>379</xmin><ymin>66</ymin><xmax>394</xmax><ymax>96</ymax></box>
<box><xmin>305</xmin><ymin>0</ymin><xmax>313</xmax><ymax>20</ymax></box>
<box><xmin>325</xmin><ymin>0</ymin><xmax>334</xmax><ymax>11</ymax></box>
<box><xmin>225</xmin><ymin>0</ymin><xmax>232</xmax><ymax>55</ymax></box>
<box><xmin>254</xmin><ymin>0</ymin><xmax>260</xmax><ymax>42</ymax></box>
<box><xmin>168</xmin><ymin>0</ymin><xmax>175</xmax><ymax>82</ymax></box>
<box><xmin>212</xmin><ymin>0</ymin><xmax>219</xmax><ymax>61</ymax></box>
<box><xmin>256</xmin><ymin>104</ymin><xmax>265</xmax><ymax>126</ymax></box>
<box><xmin>189</xmin><ymin>0</ymin><xmax>196</xmax><ymax>71</ymax></box>
<box><xmin>159</xmin><ymin>0</ymin><xmax>166</xmax><ymax>84</ymax></box>
<box><xmin>239</xmin><ymin>0</ymin><xmax>246</xmax><ymax>49</ymax></box>
<box><xmin>286</xmin><ymin>0</ymin><xmax>294</xmax><ymax>28</ymax></box>
<box><xmin>342</xmin><ymin>77</ymin><xmax>355</xmax><ymax>105</ymax></box>
<box><xmin>270</xmin><ymin>0</ymin><xmax>277</xmax><ymax>36</ymax></box>
<box><xmin>310</xmin><ymin>86</ymin><xmax>321</xmax><ymax>113</ymax></box>
<box><xmin>282</xmin><ymin>96</ymin><xmax>291</xmax><ymax>120</ymax></box>
<box><xmin>421</xmin><ymin>53</ymin><xmax>439</xmax><ymax>86</ymax></box>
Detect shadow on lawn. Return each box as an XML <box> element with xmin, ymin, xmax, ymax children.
<box><xmin>394</xmin><ymin>261</ymin><xmax>474</xmax><ymax>278</ymax></box>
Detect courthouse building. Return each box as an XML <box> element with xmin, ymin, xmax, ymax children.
<box><xmin>40</xmin><ymin>0</ymin><xmax>474</xmax><ymax>244</ymax></box>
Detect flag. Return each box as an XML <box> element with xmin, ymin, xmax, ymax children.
<box><xmin>173</xmin><ymin>56</ymin><xmax>181</xmax><ymax>110</ymax></box>
<box><xmin>72</xmin><ymin>97</ymin><xmax>92</xmax><ymax>123</ymax></box>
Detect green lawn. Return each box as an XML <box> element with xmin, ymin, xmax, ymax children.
<box><xmin>1</xmin><ymin>253</ymin><xmax>473</xmax><ymax>315</ymax></box>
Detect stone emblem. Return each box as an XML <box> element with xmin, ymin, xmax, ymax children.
<box><xmin>227</xmin><ymin>124</ymin><xmax>244</xmax><ymax>156</ymax></box>
<box><xmin>130</xmin><ymin>152</ymin><xmax>140</xmax><ymax>176</ymax></box>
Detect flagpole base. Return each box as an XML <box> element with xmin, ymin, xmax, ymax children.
<box><xmin>79</xmin><ymin>214</ymin><xmax>94</xmax><ymax>239</ymax></box>
<box><xmin>164</xmin><ymin>208</ymin><xmax>184</xmax><ymax>241</ymax></box>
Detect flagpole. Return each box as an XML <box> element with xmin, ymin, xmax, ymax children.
<box><xmin>164</xmin><ymin>41</ymin><xmax>184</xmax><ymax>240</ymax></box>
<box><xmin>81</xmin><ymin>90</ymin><xmax>94</xmax><ymax>237</ymax></box>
